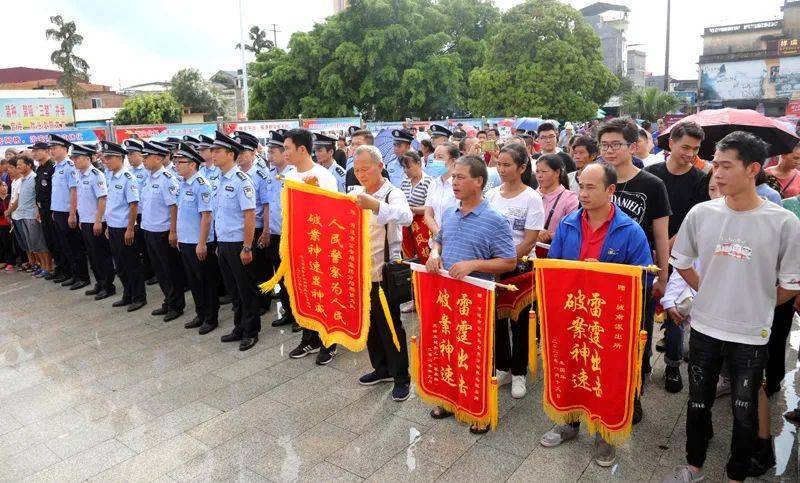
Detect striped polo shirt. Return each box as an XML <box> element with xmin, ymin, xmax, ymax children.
<box><xmin>400</xmin><ymin>174</ymin><xmax>432</xmax><ymax>207</ymax></box>
<box><xmin>435</xmin><ymin>198</ymin><xmax>516</xmax><ymax>280</ymax></box>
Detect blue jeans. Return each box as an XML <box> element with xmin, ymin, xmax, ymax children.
<box><xmin>685</xmin><ymin>329</ymin><xmax>767</xmax><ymax>481</ymax></box>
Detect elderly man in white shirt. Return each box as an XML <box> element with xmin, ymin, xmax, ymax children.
<box><xmin>351</xmin><ymin>144</ymin><xmax>414</xmax><ymax>402</ymax></box>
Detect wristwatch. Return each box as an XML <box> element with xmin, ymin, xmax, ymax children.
<box><xmin>242</xmin><ymin>246</ymin><xmax>252</xmax><ymax>253</ymax></box>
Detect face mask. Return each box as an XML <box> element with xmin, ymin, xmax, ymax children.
<box><xmin>424</xmin><ymin>160</ymin><xmax>447</xmax><ymax>177</ymax></box>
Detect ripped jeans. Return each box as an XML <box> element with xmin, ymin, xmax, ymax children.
<box><xmin>685</xmin><ymin>329</ymin><xmax>767</xmax><ymax>481</ymax></box>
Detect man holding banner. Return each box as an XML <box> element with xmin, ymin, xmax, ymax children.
<box><xmin>539</xmin><ymin>163</ymin><xmax>652</xmax><ymax>467</ymax></box>
<box><xmin>425</xmin><ymin>155</ymin><xmax>517</xmax><ymax>433</ymax></box>
<box><xmin>350</xmin><ymin>144</ymin><xmax>413</xmax><ymax>401</ymax></box>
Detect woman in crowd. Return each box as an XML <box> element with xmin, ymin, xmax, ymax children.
<box><xmin>419</xmin><ymin>139</ymin><xmax>434</xmax><ymax>165</ymax></box>
<box><xmin>765</xmin><ymin>143</ymin><xmax>800</xmax><ymax>198</ymax></box>
<box><xmin>535</xmin><ymin>154</ymin><xmax>579</xmax><ymax>244</ymax></box>
<box><xmin>567</xmin><ymin>135</ymin><xmax>598</xmax><ymax>193</ymax></box>
<box><xmin>486</xmin><ymin>142</ymin><xmax>544</xmax><ymax>398</ymax></box>
<box><xmin>398</xmin><ymin>151</ymin><xmax>432</xmax><ymax>313</ymax></box>
<box><xmin>422</xmin><ymin>143</ymin><xmax>460</xmax><ymax>240</ymax></box>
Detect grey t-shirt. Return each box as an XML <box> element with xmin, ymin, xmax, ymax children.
<box><xmin>670</xmin><ymin>197</ymin><xmax>800</xmax><ymax>345</ymax></box>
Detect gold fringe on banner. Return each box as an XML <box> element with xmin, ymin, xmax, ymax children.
<box><xmin>496</xmin><ymin>291</ymin><xmax>535</xmax><ymax>321</ymax></box>
<box><xmin>528</xmin><ymin>309</ymin><xmax>538</xmax><ymax>377</ymax></box>
<box><xmin>378</xmin><ymin>286</ymin><xmax>401</xmax><ymax>352</ymax></box>
<box><xmin>259</xmin><ymin>260</ymin><xmax>286</xmax><ymax>293</ymax></box>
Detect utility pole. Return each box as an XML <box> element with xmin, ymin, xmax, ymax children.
<box><xmin>664</xmin><ymin>0</ymin><xmax>671</xmax><ymax>92</ymax></box>
<box><xmin>238</xmin><ymin>0</ymin><xmax>249</xmax><ymax>118</ymax></box>
<box><xmin>266</xmin><ymin>23</ymin><xmax>280</xmax><ymax>48</ymax></box>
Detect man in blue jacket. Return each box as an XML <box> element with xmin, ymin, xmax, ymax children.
<box><xmin>540</xmin><ymin>162</ymin><xmax>652</xmax><ymax>468</ymax></box>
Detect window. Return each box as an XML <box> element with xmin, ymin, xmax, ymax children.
<box><xmin>91</xmin><ymin>98</ymin><xmax>102</xmax><ymax>108</ymax></box>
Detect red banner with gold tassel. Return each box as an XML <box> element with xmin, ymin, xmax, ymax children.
<box><xmin>409</xmin><ymin>263</ymin><xmax>498</xmax><ymax>429</ymax></box>
<box><xmin>496</xmin><ymin>269</ymin><xmax>534</xmax><ymax>321</ymax></box>
<box><xmin>401</xmin><ymin>214</ymin><xmax>432</xmax><ymax>264</ymax></box>
<box><xmin>530</xmin><ymin>258</ymin><xmax>648</xmax><ymax>445</ymax></box>
<box><xmin>259</xmin><ymin>178</ymin><xmax>373</xmax><ymax>351</ymax></box>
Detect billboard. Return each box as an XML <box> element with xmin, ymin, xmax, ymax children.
<box><xmin>0</xmin><ymin>128</ymin><xmax>102</xmax><ymax>154</ymax></box>
<box><xmin>114</xmin><ymin>123</ymin><xmax>217</xmax><ymax>142</ymax></box>
<box><xmin>701</xmin><ymin>57</ymin><xmax>800</xmax><ymax>101</ymax></box>
<box><xmin>0</xmin><ymin>98</ymin><xmax>74</xmax><ymax>131</ymax></box>
<box><xmin>301</xmin><ymin>117</ymin><xmax>361</xmax><ymax>132</ymax></box>
<box><xmin>222</xmin><ymin>120</ymin><xmax>299</xmax><ymax>141</ymax></box>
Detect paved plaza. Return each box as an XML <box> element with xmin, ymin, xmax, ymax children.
<box><xmin>0</xmin><ymin>272</ymin><xmax>797</xmax><ymax>482</ymax></box>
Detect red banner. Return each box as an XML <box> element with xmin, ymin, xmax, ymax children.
<box><xmin>410</xmin><ymin>268</ymin><xmax>498</xmax><ymax>429</ymax></box>
<box><xmin>401</xmin><ymin>214</ymin><xmax>432</xmax><ymax>264</ymax></box>
<box><xmin>260</xmin><ymin>179</ymin><xmax>372</xmax><ymax>351</ymax></box>
<box><xmin>532</xmin><ymin>258</ymin><xmax>647</xmax><ymax>445</ymax></box>
<box><xmin>496</xmin><ymin>269</ymin><xmax>534</xmax><ymax>321</ymax></box>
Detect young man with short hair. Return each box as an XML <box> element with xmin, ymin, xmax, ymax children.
<box><xmin>662</xmin><ymin>131</ymin><xmax>800</xmax><ymax>483</ymax></box>
<box><xmin>535</xmin><ymin>122</ymin><xmax>576</xmax><ymax>172</ymax></box>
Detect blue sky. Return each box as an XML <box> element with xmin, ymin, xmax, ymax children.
<box><xmin>3</xmin><ymin>0</ymin><xmax>786</xmax><ymax>89</ymax></box>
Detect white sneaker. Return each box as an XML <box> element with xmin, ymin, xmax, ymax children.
<box><xmin>511</xmin><ymin>375</ymin><xmax>527</xmax><ymax>399</ymax></box>
<box><xmin>496</xmin><ymin>370</ymin><xmax>511</xmax><ymax>386</ymax></box>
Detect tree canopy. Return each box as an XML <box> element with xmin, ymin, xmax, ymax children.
<box><xmin>468</xmin><ymin>0</ymin><xmax>618</xmax><ymax>120</ymax></box>
<box><xmin>170</xmin><ymin>68</ymin><xmax>224</xmax><ymax>119</ymax></box>
<box><xmin>114</xmin><ymin>93</ymin><xmax>181</xmax><ymax>125</ymax></box>
<box><xmin>236</xmin><ymin>26</ymin><xmax>275</xmax><ymax>55</ymax></box>
<box><xmin>45</xmin><ymin>15</ymin><xmax>90</xmax><ymax>100</ymax></box>
<box><xmin>622</xmin><ymin>87</ymin><xmax>682</xmax><ymax>122</ymax></box>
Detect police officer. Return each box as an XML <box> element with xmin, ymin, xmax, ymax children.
<box><xmin>100</xmin><ymin>141</ymin><xmax>146</xmax><ymax>312</ymax></box>
<box><xmin>196</xmin><ymin>135</ymin><xmax>222</xmax><ymax>192</ymax></box>
<box><xmin>48</xmin><ymin>134</ymin><xmax>90</xmax><ymax>289</ymax></box>
<box><xmin>174</xmin><ymin>142</ymin><xmax>220</xmax><ymax>334</ymax></box>
<box><xmin>234</xmin><ymin>131</ymin><xmax>273</xmax><ymax>314</ymax></box>
<box><xmin>72</xmin><ymin>143</ymin><xmax>116</xmax><ymax>299</ymax></box>
<box><xmin>140</xmin><ymin>140</ymin><xmax>185</xmax><ymax>322</ymax></box>
<box><xmin>123</xmin><ymin>139</ymin><xmax>156</xmax><ymax>285</ymax></box>
<box><xmin>313</xmin><ymin>133</ymin><xmax>347</xmax><ymax>193</ymax></box>
<box><xmin>428</xmin><ymin>124</ymin><xmax>452</xmax><ymax>147</ymax></box>
<box><xmin>155</xmin><ymin>140</ymin><xmax>180</xmax><ymax>179</ymax></box>
<box><xmin>265</xmin><ymin>130</ymin><xmax>297</xmax><ymax>329</ymax></box>
<box><xmin>387</xmin><ymin>129</ymin><xmax>414</xmax><ymax>187</ymax></box>
<box><xmin>31</xmin><ymin>141</ymin><xmax>60</xmax><ymax>279</ymax></box>
<box><xmin>211</xmin><ymin>130</ymin><xmax>260</xmax><ymax>351</ymax></box>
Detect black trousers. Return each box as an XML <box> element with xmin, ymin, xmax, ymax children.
<box><xmin>253</xmin><ymin>227</ymin><xmax>272</xmax><ymax>310</ymax></box>
<box><xmin>179</xmin><ymin>242</ymin><xmax>220</xmax><ymax>324</ymax></box>
<box><xmin>0</xmin><ymin>226</ymin><xmax>13</xmax><ymax>264</ymax></box>
<box><xmin>40</xmin><ymin>209</ymin><xmax>65</xmax><ymax>272</ymax></box>
<box><xmin>52</xmin><ymin>211</ymin><xmax>88</xmax><ymax>281</ymax></box>
<box><xmin>268</xmin><ymin>234</ymin><xmax>292</xmax><ymax>320</ymax></box>
<box><xmin>80</xmin><ymin>222</ymin><xmax>115</xmax><ymax>291</ymax></box>
<box><xmin>217</xmin><ymin>241</ymin><xmax>261</xmax><ymax>338</ymax></box>
<box><xmin>495</xmin><ymin>304</ymin><xmax>530</xmax><ymax>376</ymax></box>
<box><xmin>767</xmin><ymin>299</ymin><xmax>794</xmax><ymax>396</ymax></box>
<box><xmin>685</xmin><ymin>329</ymin><xmax>767</xmax><ymax>481</ymax></box>
<box><xmin>108</xmin><ymin>227</ymin><xmax>146</xmax><ymax>304</ymax></box>
<box><xmin>143</xmin><ymin>229</ymin><xmax>185</xmax><ymax>312</ymax></box>
<box><xmin>366</xmin><ymin>282</ymin><xmax>409</xmax><ymax>384</ymax></box>
<box><xmin>135</xmin><ymin>214</ymin><xmax>154</xmax><ymax>280</ymax></box>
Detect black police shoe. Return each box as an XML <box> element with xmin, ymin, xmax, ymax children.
<box><xmin>163</xmin><ymin>310</ymin><xmax>183</xmax><ymax>322</ymax></box>
<box><xmin>112</xmin><ymin>298</ymin><xmax>131</xmax><ymax>308</ymax></box>
<box><xmin>85</xmin><ymin>285</ymin><xmax>101</xmax><ymax>296</ymax></box>
<box><xmin>239</xmin><ymin>336</ymin><xmax>259</xmax><ymax>351</ymax></box>
<box><xmin>220</xmin><ymin>331</ymin><xmax>243</xmax><ymax>343</ymax></box>
<box><xmin>52</xmin><ymin>273</ymin><xmax>69</xmax><ymax>283</ymax></box>
<box><xmin>94</xmin><ymin>289</ymin><xmax>115</xmax><ymax>301</ymax></box>
<box><xmin>271</xmin><ymin>313</ymin><xmax>293</xmax><ymax>327</ymax></box>
<box><xmin>151</xmin><ymin>307</ymin><xmax>168</xmax><ymax>316</ymax></box>
<box><xmin>70</xmin><ymin>280</ymin><xmax>90</xmax><ymax>290</ymax></box>
<box><xmin>127</xmin><ymin>300</ymin><xmax>147</xmax><ymax>312</ymax></box>
<box><xmin>60</xmin><ymin>277</ymin><xmax>76</xmax><ymax>286</ymax></box>
<box><xmin>184</xmin><ymin>316</ymin><xmax>202</xmax><ymax>329</ymax></box>
<box><xmin>198</xmin><ymin>322</ymin><xmax>218</xmax><ymax>335</ymax></box>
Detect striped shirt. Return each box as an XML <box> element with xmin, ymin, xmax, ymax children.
<box><xmin>435</xmin><ymin>199</ymin><xmax>516</xmax><ymax>280</ymax></box>
<box><xmin>400</xmin><ymin>174</ymin><xmax>432</xmax><ymax>207</ymax></box>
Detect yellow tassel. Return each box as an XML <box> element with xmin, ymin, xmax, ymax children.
<box><xmin>378</xmin><ymin>286</ymin><xmax>401</xmax><ymax>352</ymax></box>
<box><xmin>258</xmin><ymin>261</ymin><xmax>286</xmax><ymax>293</ymax></box>
<box><xmin>528</xmin><ymin>309</ymin><xmax>538</xmax><ymax>377</ymax></box>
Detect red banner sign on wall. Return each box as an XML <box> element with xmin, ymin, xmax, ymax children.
<box><xmin>533</xmin><ymin>258</ymin><xmax>648</xmax><ymax>445</ymax></box>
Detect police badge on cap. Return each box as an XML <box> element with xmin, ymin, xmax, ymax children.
<box><xmin>429</xmin><ymin>124</ymin><xmax>452</xmax><ymax>138</ymax></box>
<box><xmin>391</xmin><ymin>129</ymin><xmax>414</xmax><ymax>144</ymax></box>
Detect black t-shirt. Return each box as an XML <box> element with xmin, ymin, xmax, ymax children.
<box><xmin>611</xmin><ymin>169</ymin><xmax>672</xmax><ymax>251</ymax></box>
<box><xmin>35</xmin><ymin>160</ymin><xmax>55</xmax><ymax>211</ymax></box>
<box><xmin>643</xmin><ymin>161</ymin><xmax>706</xmax><ymax>238</ymax></box>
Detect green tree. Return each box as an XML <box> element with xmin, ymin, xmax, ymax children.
<box><xmin>114</xmin><ymin>93</ymin><xmax>181</xmax><ymax>125</ymax></box>
<box><xmin>622</xmin><ymin>87</ymin><xmax>682</xmax><ymax>121</ymax></box>
<box><xmin>248</xmin><ymin>0</ymin><xmax>500</xmax><ymax>120</ymax></box>
<box><xmin>45</xmin><ymin>15</ymin><xmax>90</xmax><ymax>100</ymax></box>
<box><xmin>170</xmin><ymin>68</ymin><xmax>224</xmax><ymax>119</ymax></box>
<box><xmin>467</xmin><ymin>0</ymin><xmax>618</xmax><ymax>121</ymax></box>
<box><xmin>236</xmin><ymin>26</ymin><xmax>275</xmax><ymax>55</ymax></box>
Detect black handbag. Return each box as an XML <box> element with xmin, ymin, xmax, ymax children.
<box><xmin>381</xmin><ymin>192</ymin><xmax>412</xmax><ymax>305</ymax></box>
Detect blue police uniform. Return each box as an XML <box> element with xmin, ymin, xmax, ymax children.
<box><xmin>328</xmin><ymin>162</ymin><xmax>347</xmax><ymax>193</ymax></box>
<box><xmin>141</xmin><ymin>167</ymin><xmax>185</xmax><ymax>315</ymax></box>
<box><xmin>177</xmin><ymin>170</ymin><xmax>219</xmax><ymax>328</ymax></box>
<box><xmin>129</xmin><ymin>164</ymin><xmax>148</xmax><ymax>189</ymax></box>
<box><xmin>243</xmin><ymin>164</ymin><xmax>273</xmax><ymax>311</ymax></box>
<box><xmin>105</xmin><ymin>167</ymin><xmax>146</xmax><ymax>307</ymax></box>
<box><xmin>77</xmin><ymin>166</ymin><xmax>115</xmax><ymax>295</ymax></box>
<box><xmin>51</xmin><ymin>156</ymin><xmax>90</xmax><ymax>284</ymax></box>
<box><xmin>384</xmin><ymin>152</ymin><xmax>407</xmax><ymax>188</ymax></box>
<box><xmin>128</xmin><ymin>163</ymin><xmax>154</xmax><ymax>282</ymax></box>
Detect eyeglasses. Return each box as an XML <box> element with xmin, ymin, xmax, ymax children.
<box><xmin>539</xmin><ymin>135</ymin><xmax>557</xmax><ymax>140</ymax></box>
<box><xmin>599</xmin><ymin>142</ymin><xmax>630</xmax><ymax>152</ymax></box>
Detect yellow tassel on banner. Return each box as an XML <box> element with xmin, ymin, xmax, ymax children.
<box><xmin>378</xmin><ymin>286</ymin><xmax>401</xmax><ymax>352</ymax></box>
<box><xmin>258</xmin><ymin>261</ymin><xmax>287</xmax><ymax>293</ymax></box>
<box><xmin>528</xmin><ymin>309</ymin><xmax>538</xmax><ymax>377</ymax></box>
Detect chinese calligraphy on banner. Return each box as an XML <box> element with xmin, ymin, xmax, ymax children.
<box><xmin>260</xmin><ymin>179</ymin><xmax>373</xmax><ymax>351</ymax></box>
<box><xmin>410</xmin><ymin>265</ymin><xmax>498</xmax><ymax>429</ymax></box>
<box><xmin>401</xmin><ymin>214</ymin><xmax>432</xmax><ymax>264</ymax></box>
<box><xmin>0</xmin><ymin>98</ymin><xmax>74</xmax><ymax>131</ymax></box>
<box><xmin>532</xmin><ymin>258</ymin><xmax>648</xmax><ymax>445</ymax></box>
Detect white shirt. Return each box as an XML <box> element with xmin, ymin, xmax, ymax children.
<box><xmin>485</xmin><ymin>186</ymin><xmax>545</xmax><ymax>246</ymax></box>
<box><xmin>10</xmin><ymin>177</ymin><xmax>22</xmax><ymax>221</ymax></box>
<box><xmin>424</xmin><ymin>174</ymin><xmax>457</xmax><ymax>228</ymax></box>
<box><xmin>350</xmin><ymin>180</ymin><xmax>412</xmax><ymax>282</ymax></box>
<box><xmin>284</xmin><ymin>162</ymin><xmax>338</xmax><ymax>192</ymax></box>
<box><xmin>642</xmin><ymin>152</ymin><xmax>665</xmax><ymax>168</ymax></box>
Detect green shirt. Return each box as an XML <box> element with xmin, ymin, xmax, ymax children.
<box><xmin>782</xmin><ymin>196</ymin><xmax>800</xmax><ymax>219</ymax></box>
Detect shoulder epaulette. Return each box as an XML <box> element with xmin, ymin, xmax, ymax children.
<box><xmin>90</xmin><ymin>167</ymin><xmax>100</xmax><ymax>175</ymax></box>
<box><xmin>163</xmin><ymin>171</ymin><xmax>173</xmax><ymax>178</ymax></box>
<box><xmin>123</xmin><ymin>171</ymin><xmax>132</xmax><ymax>179</ymax></box>
<box><xmin>236</xmin><ymin>171</ymin><xmax>248</xmax><ymax>181</ymax></box>
<box><xmin>256</xmin><ymin>169</ymin><xmax>268</xmax><ymax>180</ymax></box>
<box><xmin>197</xmin><ymin>177</ymin><xmax>206</xmax><ymax>185</ymax></box>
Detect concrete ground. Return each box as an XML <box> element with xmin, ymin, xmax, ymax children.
<box><xmin>0</xmin><ymin>272</ymin><xmax>797</xmax><ymax>482</ymax></box>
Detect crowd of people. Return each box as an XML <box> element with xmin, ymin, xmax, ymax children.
<box><xmin>2</xmin><ymin>114</ymin><xmax>800</xmax><ymax>482</ymax></box>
